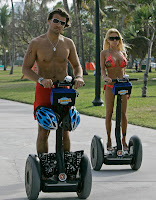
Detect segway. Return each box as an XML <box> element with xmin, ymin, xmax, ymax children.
<box><xmin>25</xmin><ymin>76</ymin><xmax>92</xmax><ymax>200</ymax></box>
<box><xmin>90</xmin><ymin>78</ymin><xmax>142</xmax><ymax>171</ymax></box>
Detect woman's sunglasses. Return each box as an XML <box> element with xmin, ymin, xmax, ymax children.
<box><xmin>52</xmin><ymin>18</ymin><xmax>66</xmax><ymax>26</ymax></box>
<box><xmin>109</xmin><ymin>36</ymin><xmax>120</xmax><ymax>41</ymax></box>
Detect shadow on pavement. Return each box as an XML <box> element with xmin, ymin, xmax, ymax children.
<box><xmin>4</xmin><ymin>198</ymin><xmax>78</xmax><ymax>200</ymax></box>
<box><xmin>38</xmin><ymin>198</ymin><xmax>78</xmax><ymax>200</ymax></box>
<box><xmin>92</xmin><ymin>168</ymin><xmax>136</xmax><ymax>178</ymax></box>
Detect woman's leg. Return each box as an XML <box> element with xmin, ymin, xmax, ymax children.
<box><xmin>105</xmin><ymin>86</ymin><xmax>115</xmax><ymax>149</ymax></box>
<box><xmin>121</xmin><ymin>95</ymin><xmax>128</xmax><ymax>150</ymax></box>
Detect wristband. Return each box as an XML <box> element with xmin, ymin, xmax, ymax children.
<box><xmin>38</xmin><ymin>77</ymin><xmax>44</xmax><ymax>84</ymax></box>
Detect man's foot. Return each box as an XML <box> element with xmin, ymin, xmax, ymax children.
<box><xmin>42</xmin><ymin>175</ymin><xmax>58</xmax><ymax>183</ymax></box>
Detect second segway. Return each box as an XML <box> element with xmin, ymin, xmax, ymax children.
<box><xmin>90</xmin><ymin>78</ymin><xmax>143</xmax><ymax>171</ymax></box>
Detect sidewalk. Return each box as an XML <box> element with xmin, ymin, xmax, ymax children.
<box><xmin>0</xmin><ymin>99</ymin><xmax>156</xmax><ymax>200</ymax></box>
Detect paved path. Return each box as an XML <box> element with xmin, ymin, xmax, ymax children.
<box><xmin>0</xmin><ymin>99</ymin><xmax>156</xmax><ymax>200</ymax></box>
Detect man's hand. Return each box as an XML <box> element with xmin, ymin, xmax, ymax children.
<box><xmin>127</xmin><ymin>94</ymin><xmax>131</xmax><ymax>100</ymax></box>
<box><xmin>40</xmin><ymin>79</ymin><xmax>54</xmax><ymax>88</ymax></box>
<box><xmin>74</xmin><ymin>77</ymin><xmax>84</xmax><ymax>89</ymax></box>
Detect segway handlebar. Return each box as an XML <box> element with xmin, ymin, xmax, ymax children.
<box><xmin>53</xmin><ymin>80</ymin><xmax>74</xmax><ymax>88</ymax></box>
<box><xmin>112</xmin><ymin>78</ymin><xmax>139</xmax><ymax>83</ymax></box>
<box><xmin>40</xmin><ymin>76</ymin><xmax>85</xmax><ymax>88</ymax></box>
<box><xmin>53</xmin><ymin>77</ymin><xmax>85</xmax><ymax>88</ymax></box>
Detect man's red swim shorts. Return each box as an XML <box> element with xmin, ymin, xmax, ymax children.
<box><xmin>34</xmin><ymin>83</ymin><xmax>69</xmax><ymax>120</ymax></box>
<box><xmin>34</xmin><ymin>83</ymin><xmax>52</xmax><ymax>119</ymax></box>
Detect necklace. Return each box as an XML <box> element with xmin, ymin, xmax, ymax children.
<box><xmin>47</xmin><ymin>34</ymin><xmax>59</xmax><ymax>51</ymax></box>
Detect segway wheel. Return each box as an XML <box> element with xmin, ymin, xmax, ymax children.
<box><xmin>77</xmin><ymin>154</ymin><xmax>92</xmax><ymax>199</ymax></box>
<box><xmin>90</xmin><ymin>135</ymin><xmax>104</xmax><ymax>171</ymax></box>
<box><xmin>129</xmin><ymin>135</ymin><xmax>143</xmax><ymax>170</ymax></box>
<box><xmin>25</xmin><ymin>155</ymin><xmax>41</xmax><ymax>200</ymax></box>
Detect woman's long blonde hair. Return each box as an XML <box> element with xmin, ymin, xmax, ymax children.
<box><xmin>103</xmin><ymin>28</ymin><xmax>128</xmax><ymax>57</ymax></box>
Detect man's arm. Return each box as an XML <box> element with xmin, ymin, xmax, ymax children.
<box><xmin>22</xmin><ymin>39</ymin><xmax>53</xmax><ymax>88</ymax></box>
<box><xmin>68</xmin><ymin>39</ymin><xmax>84</xmax><ymax>89</ymax></box>
<box><xmin>22</xmin><ymin>40</ymin><xmax>40</xmax><ymax>82</ymax></box>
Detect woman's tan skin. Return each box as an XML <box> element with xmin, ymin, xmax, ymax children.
<box><xmin>101</xmin><ymin>32</ymin><xmax>129</xmax><ymax>150</ymax></box>
<box><xmin>22</xmin><ymin>13</ymin><xmax>84</xmax><ymax>154</ymax></box>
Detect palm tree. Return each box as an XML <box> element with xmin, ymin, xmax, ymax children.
<box><xmin>132</xmin><ymin>2</ymin><xmax>156</xmax><ymax>97</ymax></box>
<box><xmin>75</xmin><ymin>0</ymin><xmax>88</xmax><ymax>75</ymax></box>
<box><xmin>62</xmin><ymin>0</ymin><xmax>73</xmax><ymax>76</ymax></box>
<box><xmin>73</xmin><ymin>0</ymin><xmax>80</xmax><ymax>55</ymax></box>
<box><xmin>63</xmin><ymin>0</ymin><xmax>72</xmax><ymax>38</ymax></box>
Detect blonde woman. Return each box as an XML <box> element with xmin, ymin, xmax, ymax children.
<box><xmin>100</xmin><ymin>28</ymin><xmax>129</xmax><ymax>151</ymax></box>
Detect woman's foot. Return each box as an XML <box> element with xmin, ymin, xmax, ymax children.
<box><xmin>107</xmin><ymin>140</ymin><xmax>113</xmax><ymax>151</ymax></box>
<box><xmin>122</xmin><ymin>138</ymin><xmax>129</xmax><ymax>151</ymax></box>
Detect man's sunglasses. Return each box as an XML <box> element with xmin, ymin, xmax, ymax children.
<box><xmin>109</xmin><ymin>36</ymin><xmax>120</xmax><ymax>41</ymax></box>
<box><xmin>52</xmin><ymin>18</ymin><xmax>66</xmax><ymax>26</ymax></box>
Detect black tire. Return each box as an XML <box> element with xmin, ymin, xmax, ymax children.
<box><xmin>129</xmin><ymin>135</ymin><xmax>143</xmax><ymax>170</ymax></box>
<box><xmin>90</xmin><ymin>135</ymin><xmax>104</xmax><ymax>171</ymax></box>
<box><xmin>77</xmin><ymin>154</ymin><xmax>92</xmax><ymax>199</ymax></box>
<box><xmin>25</xmin><ymin>155</ymin><xmax>41</xmax><ymax>200</ymax></box>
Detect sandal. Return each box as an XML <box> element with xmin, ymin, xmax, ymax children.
<box><xmin>107</xmin><ymin>141</ymin><xmax>113</xmax><ymax>151</ymax></box>
<box><xmin>123</xmin><ymin>144</ymin><xmax>129</xmax><ymax>151</ymax></box>
<box><xmin>122</xmin><ymin>134</ymin><xmax>129</xmax><ymax>151</ymax></box>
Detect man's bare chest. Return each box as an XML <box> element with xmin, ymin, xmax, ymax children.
<box><xmin>36</xmin><ymin>43</ymin><xmax>70</xmax><ymax>64</ymax></box>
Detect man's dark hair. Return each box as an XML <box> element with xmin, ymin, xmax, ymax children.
<box><xmin>48</xmin><ymin>8</ymin><xmax>71</xmax><ymax>28</ymax></box>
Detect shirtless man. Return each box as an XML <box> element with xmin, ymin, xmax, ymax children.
<box><xmin>22</xmin><ymin>8</ymin><xmax>84</xmax><ymax>154</ymax></box>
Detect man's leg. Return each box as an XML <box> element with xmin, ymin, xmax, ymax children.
<box><xmin>63</xmin><ymin>131</ymin><xmax>70</xmax><ymax>152</ymax></box>
<box><xmin>36</xmin><ymin>124</ymin><xmax>50</xmax><ymax>154</ymax></box>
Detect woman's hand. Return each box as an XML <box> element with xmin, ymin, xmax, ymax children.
<box><xmin>102</xmin><ymin>75</ymin><xmax>112</xmax><ymax>83</ymax></box>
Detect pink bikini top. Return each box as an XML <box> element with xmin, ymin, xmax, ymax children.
<box><xmin>105</xmin><ymin>49</ymin><xmax>127</xmax><ymax>68</ymax></box>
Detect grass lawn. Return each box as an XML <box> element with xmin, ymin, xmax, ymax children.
<box><xmin>0</xmin><ymin>66</ymin><xmax>156</xmax><ymax>129</ymax></box>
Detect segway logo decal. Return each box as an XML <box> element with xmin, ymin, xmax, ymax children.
<box><xmin>118</xmin><ymin>90</ymin><xmax>128</xmax><ymax>95</ymax></box>
<box><xmin>58</xmin><ymin>173</ymin><xmax>67</xmax><ymax>181</ymax></box>
<box><xmin>58</xmin><ymin>97</ymin><xmax>72</xmax><ymax>105</ymax></box>
<box><xmin>117</xmin><ymin>150</ymin><xmax>123</xmax><ymax>156</ymax></box>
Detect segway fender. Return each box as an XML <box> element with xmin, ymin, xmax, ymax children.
<box><xmin>29</xmin><ymin>154</ymin><xmax>41</xmax><ymax>177</ymax></box>
<box><xmin>90</xmin><ymin>135</ymin><xmax>104</xmax><ymax>171</ymax></box>
<box><xmin>129</xmin><ymin>135</ymin><xmax>143</xmax><ymax>170</ymax></box>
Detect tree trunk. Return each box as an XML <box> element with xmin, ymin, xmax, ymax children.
<box><xmin>10</xmin><ymin>0</ymin><xmax>15</xmax><ymax>75</ymax></box>
<box><xmin>77</xmin><ymin>5</ymin><xmax>88</xmax><ymax>75</ymax></box>
<box><xmin>63</xmin><ymin>0</ymin><xmax>73</xmax><ymax>77</ymax></box>
<box><xmin>139</xmin><ymin>58</ymin><xmax>144</xmax><ymax>71</ymax></box>
<box><xmin>73</xmin><ymin>0</ymin><xmax>80</xmax><ymax>55</ymax></box>
<box><xmin>63</xmin><ymin>0</ymin><xmax>72</xmax><ymax>39</ymax></box>
<box><xmin>142</xmin><ymin>29</ymin><xmax>155</xmax><ymax>97</ymax></box>
<box><xmin>119</xmin><ymin>15</ymin><xmax>126</xmax><ymax>33</ymax></box>
<box><xmin>3</xmin><ymin>49</ymin><xmax>7</xmax><ymax>71</ymax></box>
<box><xmin>100</xmin><ymin>17</ymin><xmax>104</xmax><ymax>50</ymax></box>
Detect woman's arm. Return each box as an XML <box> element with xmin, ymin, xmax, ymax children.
<box><xmin>100</xmin><ymin>50</ymin><xmax>112</xmax><ymax>83</ymax></box>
